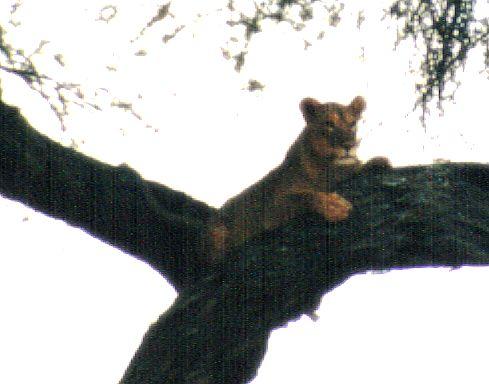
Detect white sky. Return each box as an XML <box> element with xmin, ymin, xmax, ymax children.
<box><xmin>0</xmin><ymin>1</ymin><xmax>489</xmax><ymax>383</ymax></box>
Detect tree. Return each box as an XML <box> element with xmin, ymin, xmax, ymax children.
<box><xmin>1</xmin><ymin>1</ymin><xmax>489</xmax><ymax>383</ymax></box>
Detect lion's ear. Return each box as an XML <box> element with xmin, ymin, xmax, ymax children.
<box><xmin>300</xmin><ymin>98</ymin><xmax>322</xmax><ymax>123</ymax></box>
<box><xmin>349</xmin><ymin>96</ymin><xmax>366</xmax><ymax>116</ymax></box>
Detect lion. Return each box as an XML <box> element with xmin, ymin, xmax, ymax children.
<box><xmin>208</xmin><ymin>96</ymin><xmax>390</xmax><ymax>260</ymax></box>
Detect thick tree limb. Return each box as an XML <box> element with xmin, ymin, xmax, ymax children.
<box><xmin>2</xmin><ymin>99</ymin><xmax>489</xmax><ymax>384</ymax></box>
<box><xmin>120</xmin><ymin>162</ymin><xmax>489</xmax><ymax>384</ymax></box>
<box><xmin>0</xmin><ymin>100</ymin><xmax>216</xmax><ymax>291</ymax></box>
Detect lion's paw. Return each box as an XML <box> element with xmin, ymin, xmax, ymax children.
<box><xmin>312</xmin><ymin>192</ymin><xmax>352</xmax><ymax>222</ymax></box>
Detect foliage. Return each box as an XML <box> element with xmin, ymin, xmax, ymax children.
<box><xmin>389</xmin><ymin>0</ymin><xmax>489</xmax><ymax>117</ymax></box>
<box><xmin>225</xmin><ymin>0</ymin><xmax>344</xmax><ymax>70</ymax></box>
<box><xmin>1</xmin><ymin>1</ymin><xmax>489</xmax><ymax>122</ymax></box>
<box><xmin>227</xmin><ymin>0</ymin><xmax>489</xmax><ymax>118</ymax></box>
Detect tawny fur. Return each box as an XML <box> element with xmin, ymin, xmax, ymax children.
<box><xmin>209</xmin><ymin>96</ymin><xmax>389</xmax><ymax>259</ymax></box>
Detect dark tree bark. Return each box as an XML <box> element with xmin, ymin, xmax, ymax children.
<box><xmin>0</xmin><ymin>100</ymin><xmax>216</xmax><ymax>291</ymax></box>
<box><xmin>119</xmin><ymin>161</ymin><xmax>489</xmax><ymax>383</ymax></box>
<box><xmin>1</xmin><ymin>99</ymin><xmax>489</xmax><ymax>384</ymax></box>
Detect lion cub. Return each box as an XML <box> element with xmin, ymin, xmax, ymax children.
<box><xmin>209</xmin><ymin>96</ymin><xmax>389</xmax><ymax>258</ymax></box>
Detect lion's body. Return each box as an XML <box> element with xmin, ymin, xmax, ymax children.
<box><xmin>209</xmin><ymin>96</ymin><xmax>389</xmax><ymax>257</ymax></box>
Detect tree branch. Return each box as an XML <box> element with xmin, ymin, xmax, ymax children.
<box><xmin>0</xmin><ymin>100</ymin><xmax>216</xmax><ymax>291</ymax></box>
<box><xmin>2</xmin><ymin>98</ymin><xmax>489</xmax><ymax>384</ymax></box>
<box><xmin>120</xmin><ymin>162</ymin><xmax>489</xmax><ymax>384</ymax></box>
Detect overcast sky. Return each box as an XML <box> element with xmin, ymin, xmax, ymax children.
<box><xmin>1</xmin><ymin>1</ymin><xmax>489</xmax><ymax>383</ymax></box>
